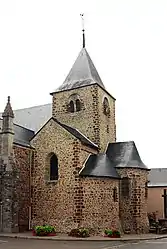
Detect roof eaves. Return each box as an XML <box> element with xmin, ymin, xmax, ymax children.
<box><xmin>50</xmin><ymin>83</ymin><xmax>116</xmax><ymax>100</ymax></box>
<box><xmin>148</xmin><ymin>184</ymin><xmax>167</xmax><ymax>187</ymax></box>
<box><xmin>13</xmin><ymin>141</ymin><xmax>35</xmax><ymax>149</ymax></box>
<box><xmin>116</xmin><ymin>165</ymin><xmax>150</xmax><ymax>171</ymax></box>
<box><xmin>80</xmin><ymin>174</ymin><xmax>121</xmax><ymax>179</ymax></box>
<box><xmin>13</xmin><ymin>123</ymin><xmax>35</xmax><ymax>133</ymax></box>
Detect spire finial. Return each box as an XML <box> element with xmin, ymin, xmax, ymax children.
<box><xmin>80</xmin><ymin>13</ymin><xmax>85</xmax><ymax>48</ymax></box>
<box><xmin>2</xmin><ymin>96</ymin><xmax>14</xmax><ymax>118</ymax></box>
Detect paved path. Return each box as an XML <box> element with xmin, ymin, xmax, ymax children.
<box><xmin>121</xmin><ymin>238</ymin><xmax>167</xmax><ymax>249</ymax></box>
<box><xmin>0</xmin><ymin>237</ymin><xmax>125</xmax><ymax>249</ymax></box>
<box><xmin>0</xmin><ymin>232</ymin><xmax>166</xmax><ymax>241</ymax></box>
<box><xmin>0</xmin><ymin>237</ymin><xmax>167</xmax><ymax>249</ymax></box>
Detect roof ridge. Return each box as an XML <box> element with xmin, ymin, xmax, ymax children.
<box><xmin>13</xmin><ymin>103</ymin><xmax>51</xmax><ymax>112</ymax></box>
<box><xmin>84</xmin><ymin>48</ymin><xmax>103</xmax><ymax>84</ymax></box>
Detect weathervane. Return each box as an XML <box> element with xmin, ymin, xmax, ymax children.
<box><xmin>80</xmin><ymin>13</ymin><xmax>85</xmax><ymax>48</ymax></box>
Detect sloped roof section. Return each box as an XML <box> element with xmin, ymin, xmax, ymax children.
<box><xmin>148</xmin><ymin>168</ymin><xmax>167</xmax><ymax>187</ymax></box>
<box><xmin>106</xmin><ymin>141</ymin><xmax>148</xmax><ymax>170</ymax></box>
<box><xmin>53</xmin><ymin>118</ymin><xmax>98</xmax><ymax>149</ymax></box>
<box><xmin>80</xmin><ymin>154</ymin><xmax>120</xmax><ymax>179</ymax></box>
<box><xmin>54</xmin><ymin>48</ymin><xmax>105</xmax><ymax>93</ymax></box>
<box><xmin>0</xmin><ymin>118</ymin><xmax>34</xmax><ymax>147</ymax></box>
<box><xmin>13</xmin><ymin>124</ymin><xmax>34</xmax><ymax>147</ymax></box>
<box><xmin>0</xmin><ymin>103</ymin><xmax>52</xmax><ymax>132</ymax></box>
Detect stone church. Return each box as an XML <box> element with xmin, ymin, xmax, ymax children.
<box><xmin>0</xmin><ymin>36</ymin><xmax>149</xmax><ymax>234</ymax></box>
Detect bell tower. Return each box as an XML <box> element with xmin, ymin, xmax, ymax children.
<box><xmin>50</xmin><ymin>17</ymin><xmax>116</xmax><ymax>152</ymax></box>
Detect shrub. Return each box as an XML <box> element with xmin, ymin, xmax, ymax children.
<box><xmin>34</xmin><ymin>225</ymin><xmax>56</xmax><ymax>236</ymax></box>
<box><xmin>104</xmin><ymin>229</ymin><xmax>113</xmax><ymax>237</ymax></box>
<box><xmin>112</xmin><ymin>230</ymin><xmax>121</xmax><ymax>237</ymax></box>
<box><xmin>68</xmin><ymin>228</ymin><xmax>90</xmax><ymax>238</ymax></box>
<box><xmin>104</xmin><ymin>229</ymin><xmax>121</xmax><ymax>238</ymax></box>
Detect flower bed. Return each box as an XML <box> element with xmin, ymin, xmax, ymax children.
<box><xmin>104</xmin><ymin>229</ymin><xmax>121</xmax><ymax>238</ymax></box>
<box><xmin>33</xmin><ymin>225</ymin><xmax>56</xmax><ymax>236</ymax></box>
<box><xmin>68</xmin><ymin>228</ymin><xmax>90</xmax><ymax>238</ymax></box>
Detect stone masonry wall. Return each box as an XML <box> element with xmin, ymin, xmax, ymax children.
<box><xmin>0</xmin><ymin>159</ymin><xmax>19</xmax><ymax>233</ymax></box>
<box><xmin>31</xmin><ymin>118</ymin><xmax>119</xmax><ymax>233</ymax></box>
<box><xmin>13</xmin><ymin>145</ymin><xmax>32</xmax><ymax>232</ymax></box>
<box><xmin>31</xmin><ymin>119</ymin><xmax>96</xmax><ymax>232</ymax></box>
<box><xmin>52</xmin><ymin>85</ymin><xmax>100</xmax><ymax>147</ymax></box>
<box><xmin>97</xmin><ymin>87</ymin><xmax>116</xmax><ymax>152</ymax></box>
<box><xmin>117</xmin><ymin>168</ymin><xmax>149</xmax><ymax>234</ymax></box>
<box><xmin>52</xmin><ymin>84</ymin><xmax>115</xmax><ymax>152</ymax></box>
<box><xmin>80</xmin><ymin>178</ymin><xmax>120</xmax><ymax>233</ymax></box>
<box><xmin>73</xmin><ymin>147</ymin><xmax>120</xmax><ymax>232</ymax></box>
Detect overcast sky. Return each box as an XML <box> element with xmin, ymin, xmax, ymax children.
<box><xmin>0</xmin><ymin>0</ymin><xmax>167</xmax><ymax>168</ymax></box>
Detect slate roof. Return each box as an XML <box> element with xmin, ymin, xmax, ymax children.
<box><xmin>148</xmin><ymin>168</ymin><xmax>167</xmax><ymax>187</ymax></box>
<box><xmin>80</xmin><ymin>141</ymin><xmax>148</xmax><ymax>179</ymax></box>
<box><xmin>53</xmin><ymin>48</ymin><xmax>105</xmax><ymax>93</ymax></box>
<box><xmin>106</xmin><ymin>141</ymin><xmax>148</xmax><ymax>170</ymax></box>
<box><xmin>80</xmin><ymin>154</ymin><xmax>120</xmax><ymax>179</ymax></box>
<box><xmin>0</xmin><ymin>118</ymin><xmax>34</xmax><ymax>147</ymax></box>
<box><xmin>0</xmin><ymin>103</ymin><xmax>51</xmax><ymax>147</ymax></box>
<box><xmin>0</xmin><ymin>103</ymin><xmax>52</xmax><ymax>132</ymax></box>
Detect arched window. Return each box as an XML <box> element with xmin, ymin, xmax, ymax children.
<box><xmin>69</xmin><ymin>100</ymin><xmax>74</xmax><ymax>113</ymax></box>
<box><xmin>103</xmin><ymin>97</ymin><xmax>110</xmax><ymax>116</ymax></box>
<box><xmin>76</xmin><ymin>99</ymin><xmax>81</xmax><ymax>112</ymax></box>
<box><xmin>68</xmin><ymin>95</ymin><xmax>82</xmax><ymax>113</ymax></box>
<box><xmin>50</xmin><ymin>154</ymin><xmax>58</xmax><ymax>180</ymax></box>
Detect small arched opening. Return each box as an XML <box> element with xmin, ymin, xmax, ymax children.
<box><xmin>76</xmin><ymin>99</ymin><xmax>81</xmax><ymax>112</ymax></box>
<box><xmin>69</xmin><ymin>100</ymin><xmax>75</xmax><ymax>113</ymax></box>
<box><xmin>103</xmin><ymin>97</ymin><xmax>110</xmax><ymax>116</ymax></box>
<box><xmin>50</xmin><ymin>154</ymin><xmax>58</xmax><ymax>181</ymax></box>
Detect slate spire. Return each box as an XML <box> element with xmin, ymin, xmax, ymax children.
<box><xmin>55</xmin><ymin>48</ymin><xmax>105</xmax><ymax>93</ymax></box>
<box><xmin>52</xmin><ymin>14</ymin><xmax>105</xmax><ymax>93</ymax></box>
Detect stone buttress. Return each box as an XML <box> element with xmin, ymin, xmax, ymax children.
<box><xmin>0</xmin><ymin>97</ymin><xmax>19</xmax><ymax>232</ymax></box>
